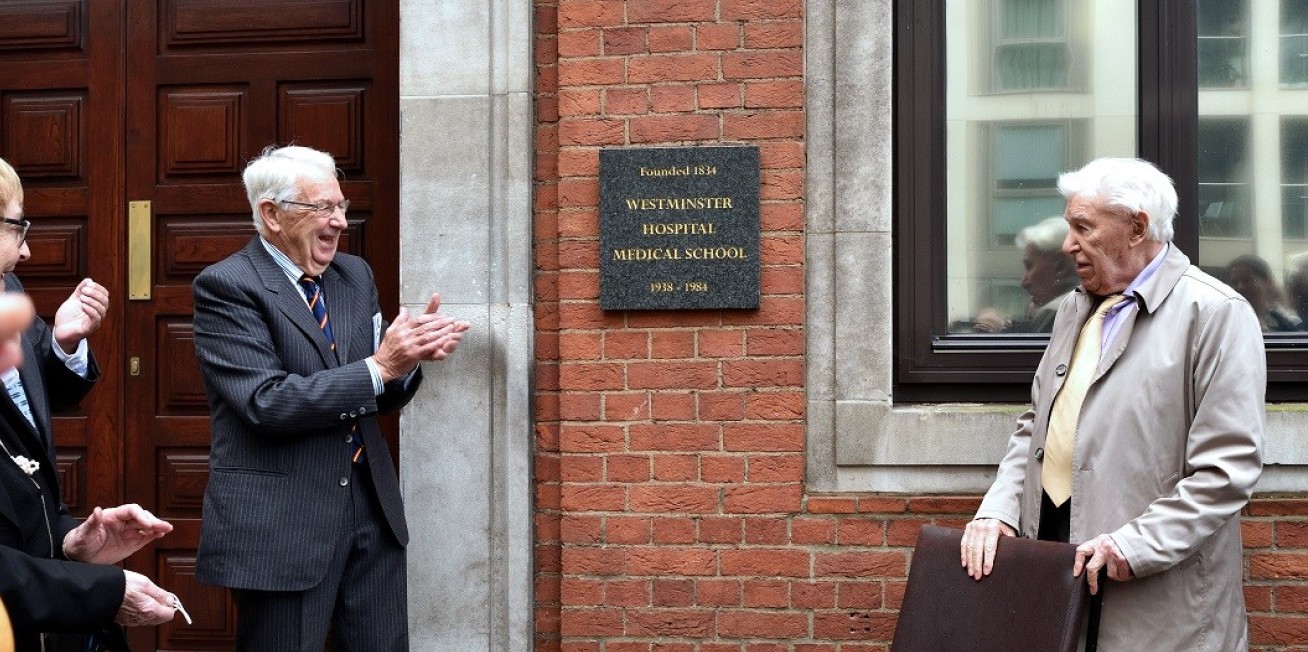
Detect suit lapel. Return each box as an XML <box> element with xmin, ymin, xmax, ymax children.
<box><xmin>245</xmin><ymin>239</ymin><xmax>340</xmax><ymax>368</ymax></box>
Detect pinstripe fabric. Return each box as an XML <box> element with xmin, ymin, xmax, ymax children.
<box><xmin>192</xmin><ymin>238</ymin><xmax>419</xmax><ymax>597</ymax></box>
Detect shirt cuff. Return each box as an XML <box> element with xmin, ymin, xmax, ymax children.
<box><xmin>364</xmin><ymin>357</ymin><xmax>385</xmax><ymax>396</ymax></box>
<box><xmin>53</xmin><ymin>338</ymin><xmax>90</xmax><ymax>378</ymax></box>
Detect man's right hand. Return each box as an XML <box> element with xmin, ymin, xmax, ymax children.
<box><xmin>372</xmin><ymin>292</ymin><xmax>471</xmax><ymax>382</ymax></box>
<box><xmin>115</xmin><ymin>570</ymin><xmax>176</xmax><ymax>627</ymax></box>
<box><xmin>960</xmin><ymin>518</ymin><xmax>1016</xmax><ymax>580</ymax></box>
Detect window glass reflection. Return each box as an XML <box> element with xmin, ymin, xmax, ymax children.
<box><xmin>1198</xmin><ymin>0</ymin><xmax>1308</xmax><ymax>332</ymax></box>
<box><xmin>946</xmin><ymin>0</ymin><xmax>1136</xmax><ymax>334</ymax></box>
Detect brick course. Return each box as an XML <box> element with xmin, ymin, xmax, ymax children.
<box><xmin>533</xmin><ymin>1</ymin><xmax>1308</xmax><ymax>650</ymax></box>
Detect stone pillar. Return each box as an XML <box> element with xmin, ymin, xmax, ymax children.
<box><xmin>398</xmin><ymin>2</ymin><xmax>533</xmax><ymax>650</ymax></box>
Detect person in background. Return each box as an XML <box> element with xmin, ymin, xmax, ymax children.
<box><xmin>0</xmin><ymin>157</ymin><xmax>176</xmax><ymax>651</ymax></box>
<box><xmin>961</xmin><ymin>158</ymin><xmax>1263</xmax><ymax>650</ymax></box>
<box><xmin>1227</xmin><ymin>253</ymin><xmax>1302</xmax><ymax>332</ymax></box>
<box><xmin>1284</xmin><ymin>252</ymin><xmax>1308</xmax><ymax>324</ymax></box>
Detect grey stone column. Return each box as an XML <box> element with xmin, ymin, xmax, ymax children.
<box><xmin>399</xmin><ymin>2</ymin><xmax>533</xmax><ymax>650</ymax></box>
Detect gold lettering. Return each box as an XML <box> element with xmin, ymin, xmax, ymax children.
<box><xmin>641</xmin><ymin>222</ymin><xmax>717</xmax><ymax>236</ymax></box>
<box><xmin>624</xmin><ymin>197</ymin><xmax>734</xmax><ymax>211</ymax></box>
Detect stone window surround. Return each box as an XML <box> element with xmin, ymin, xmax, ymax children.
<box><xmin>804</xmin><ymin>0</ymin><xmax>1308</xmax><ymax>495</ymax></box>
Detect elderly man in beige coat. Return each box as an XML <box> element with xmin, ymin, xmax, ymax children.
<box><xmin>961</xmin><ymin>158</ymin><xmax>1264</xmax><ymax>651</ymax></box>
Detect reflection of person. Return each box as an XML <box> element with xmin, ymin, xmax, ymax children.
<box><xmin>961</xmin><ymin>158</ymin><xmax>1264</xmax><ymax>650</ymax></box>
<box><xmin>1016</xmin><ymin>216</ymin><xmax>1078</xmax><ymax>332</ymax></box>
<box><xmin>1228</xmin><ymin>254</ymin><xmax>1301</xmax><ymax>332</ymax></box>
<box><xmin>192</xmin><ymin>145</ymin><xmax>469</xmax><ymax>651</ymax></box>
<box><xmin>1286</xmin><ymin>252</ymin><xmax>1308</xmax><ymax>324</ymax></box>
<box><xmin>0</xmin><ymin>158</ymin><xmax>176</xmax><ymax>650</ymax></box>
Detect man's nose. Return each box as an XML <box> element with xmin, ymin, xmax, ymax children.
<box><xmin>18</xmin><ymin>241</ymin><xmax>29</xmax><ymax>262</ymax></box>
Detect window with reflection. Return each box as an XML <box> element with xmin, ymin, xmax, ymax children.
<box><xmin>946</xmin><ymin>0</ymin><xmax>1135</xmax><ymax>335</ymax></box>
<box><xmin>897</xmin><ymin>0</ymin><xmax>1308</xmax><ymax>399</ymax></box>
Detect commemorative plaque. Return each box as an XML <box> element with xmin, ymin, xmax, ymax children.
<box><xmin>599</xmin><ymin>146</ymin><xmax>760</xmax><ymax>310</ymax></box>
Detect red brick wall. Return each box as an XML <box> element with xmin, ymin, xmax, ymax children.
<box><xmin>532</xmin><ymin>2</ymin><xmax>1308</xmax><ymax>650</ymax></box>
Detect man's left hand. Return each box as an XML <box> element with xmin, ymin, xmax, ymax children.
<box><xmin>52</xmin><ymin>278</ymin><xmax>108</xmax><ymax>353</ymax></box>
<box><xmin>62</xmin><ymin>504</ymin><xmax>173</xmax><ymax>565</ymax></box>
<box><xmin>1073</xmin><ymin>533</ymin><xmax>1134</xmax><ymax>595</ymax></box>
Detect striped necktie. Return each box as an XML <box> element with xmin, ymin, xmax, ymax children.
<box><xmin>297</xmin><ymin>275</ymin><xmax>335</xmax><ymax>350</ymax></box>
<box><xmin>297</xmin><ymin>276</ymin><xmax>364</xmax><ymax>463</ymax></box>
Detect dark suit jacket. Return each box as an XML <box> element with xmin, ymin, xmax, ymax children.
<box><xmin>0</xmin><ymin>275</ymin><xmax>120</xmax><ymax>649</ymax></box>
<box><xmin>192</xmin><ymin>238</ymin><xmax>420</xmax><ymax>591</ymax></box>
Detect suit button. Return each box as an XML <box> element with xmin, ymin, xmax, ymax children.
<box><xmin>340</xmin><ymin>413</ymin><xmax>348</xmax><ymax>420</ymax></box>
<box><xmin>345</xmin><ymin>434</ymin><xmax>354</xmax><ymax>443</ymax></box>
<box><xmin>339</xmin><ymin>476</ymin><xmax>349</xmax><ymax>487</ymax></box>
<box><xmin>349</xmin><ymin>411</ymin><xmax>358</xmax><ymax>418</ymax></box>
<box><xmin>1055</xmin><ymin>364</ymin><xmax>1067</xmax><ymax>376</ymax></box>
<box><xmin>358</xmin><ymin>407</ymin><xmax>367</xmax><ymax>414</ymax></box>
<box><xmin>1035</xmin><ymin>447</ymin><xmax>1044</xmax><ymax>461</ymax></box>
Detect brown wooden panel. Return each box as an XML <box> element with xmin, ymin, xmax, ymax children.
<box><xmin>156</xmin><ymin>449</ymin><xmax>207</xmax><ymax>515</ymax></box>
<box><xmin>0</xmin><ymin>1</ymin><xmax>83</xmax><ymax>52</ymax></box>
<box><xmin>55</xmin><ymin>449</ymin><xmax>85</xmax><ymax>512</ymax></box>
<box><xmin>165</xmin><ymin>0</ymin><xmax>361</xmax><ymax>48</ymax></box>
<box><xmin>157</xmin><ymin>320</ymin><xmax>207</xmax><ymax>415</ymax></box>
<box><xmin>159</xmin><ymin>86</ymin><xmax>246</xmax><ymax>181</ymax></box>
<box><xmin>159</xmin><ymin>217</ymin><xmax>256</xmax><ymax>284</ymax></box>
<box><xmin>279</xmin><ymin>83</ymin><xmax>365</xmax><ymax>173</ymax></box>
<box><xmin>156</xmin><ymin>552</ymin><xmax>237</xmax><ymax>649</ymax></box>
<box><xmin>19</xmin><ymin>220</ymin><xmax>83</xmax><ymax>280</ymax></box>
<box><xmin>2</xmin><ymin>92</ymin><xmax>85</xmax><ymax>180</ymax></box>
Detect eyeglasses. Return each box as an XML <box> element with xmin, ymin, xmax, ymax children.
<box><xmin>1</xmin><ymin>218</ymin><xmax>29</xmax><ymax>243</ymax></box>
<box><xmin>278</xmin><ymin>199</ymin><xmax>350</xmax><ymax>216</ymax></box>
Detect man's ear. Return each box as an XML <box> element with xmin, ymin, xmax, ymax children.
<box><xmin>1130</xmin><ymin>211</ymin><xmax>1150</xmax><ymax>243</ymax></box>
<box><xmin>258</xmin><ymin>200</ymin><xmax>281</xmax><ymax>234</ymax></box>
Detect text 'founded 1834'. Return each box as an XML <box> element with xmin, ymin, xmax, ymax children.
<box><xmin>599</xmin><ymin>146</ymin><xmax>760</xmax><ymax>310</ymax></box>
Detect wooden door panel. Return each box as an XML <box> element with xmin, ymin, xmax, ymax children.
<box><xmin>0</xmin><ymin>0</ymin><xmax>123</xmax><ymax>517</ymax></box>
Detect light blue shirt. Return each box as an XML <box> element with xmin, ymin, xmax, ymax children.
<box><xmin>1100</xmin><ymin>242</ymin><xmax>1169</xmax><ymax>357</ymax></box>
<box><xmin>0</xmin><ymin>337</ymin><xmax>90</xmax><ymax>429</ymax></box>
<box><xmin>259</xmin><ymin>238</ymin><xmax>388</xmax><ymax>395</ymax></box>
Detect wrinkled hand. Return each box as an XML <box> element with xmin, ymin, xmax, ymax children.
<box><xmin>961</xmin><ymin>518</ymin><xmax>1016</xmax><ymax>579</ymax></box>
<box><xmin>1073</xmin><ymin>533</ymin><xmax>1134</xmax><ymax>595</ymax></box>
<box><xmin>63</xmin><ymin>504</ymin><xmax>172</xmax><ymax>565</ymax></box>
<box><xmin>115</xmin><ymin>570</ymin><xmax>175</xmax><ymax>627</ymax></box>
<box><xmin>372</xmin><ymin>292</ymin><xmax>471</xmax><ymax>382</ymax></box>
<box><xmin>52</xmin><ymin>278</ymin><xmax>109</xmax><ymax>353</ymax></box>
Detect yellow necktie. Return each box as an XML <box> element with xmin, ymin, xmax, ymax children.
<box><xmin>1042</xmin><ymin>294</ymin><xmax>1126</xmax><ymax>507</ymax></box>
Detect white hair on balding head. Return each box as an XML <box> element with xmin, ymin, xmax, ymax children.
<box><xmin>242</xmin><ymin>145</ymin><xmax>339</xmax><ymax>235</ymax></box>
<box><xmin>1057</xmin><ymin>157</ymin><xmax>1177</xmax><ymax>242</ymax></box>
<box><xmin>1015</xmin><ymin>215</ymin><xmax>1069</xmax><ymax>253</ymax></box>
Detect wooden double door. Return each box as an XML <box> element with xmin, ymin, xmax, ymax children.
<box><xmin>0</xmin><ymin>1</ymin><xmax>399</xmax><ymax>649</ymax></box>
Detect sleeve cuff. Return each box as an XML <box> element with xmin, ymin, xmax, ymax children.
<box><xmin>53</xmin><ymin>337</ymin><xmax>90</xmax><ymax>378</ymax></box>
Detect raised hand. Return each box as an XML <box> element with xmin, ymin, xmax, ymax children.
<box><xmin>51</xmin><ymin>278</ymin><xmax>109</xmax><ymax>353</ymax></box>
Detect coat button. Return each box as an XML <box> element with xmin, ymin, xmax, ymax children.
<box><xmin>339</xmin><ymin>476</ymin><xmax>349</xmax><ymax>487</ymax></box>
<box><xmin>349</xmin><ymin>411</ymin><xmax>358</xmax><ymax>418</ymax></box>
<box><xmin>358</xmin><ymin>407</ymin><xmax>368</xmax><ymax>414</ymax></box>
<box><xmin>1035</xmin><ymin>447</ymin><xmax>1044</xmax><ymax>461</ymax></box>
<box><xmin>345</xmin><ymin>434</ymin><xmax>354</xmax><ymax>444</ymax></box>
<box><xmin>1055</xmin><ymin>364</ymin><xmax>1067</xmax><ymax>376</ymax></box>
<box><xmin>340</xmin><ymin>413</ymin><xmax>348</xmax><ymax>420</ymax></box>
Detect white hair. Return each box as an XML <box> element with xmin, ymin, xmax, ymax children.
<box><xmin>242</xmin><ymin>145</ymin><xmax>339</xmax><ymax>235</ymax></box>
<box><xmin>1057</xmin><ymin>157</ymin><xmax>1177</xmax><ymax>242</ymax></box>
<box><xmin>1015</xmin><ymin>215</ymin><xmax>1068</xmax><ymax>253</ymax></box>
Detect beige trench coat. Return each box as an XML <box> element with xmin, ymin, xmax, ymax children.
<box><xmin>976</xmin><ymin>245</ymin><xmax>1264</xmax><ymax>651</ymax></box>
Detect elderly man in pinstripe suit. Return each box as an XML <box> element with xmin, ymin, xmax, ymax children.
<box><xmin>192</xmin><ymin>145</ymin><xmax>469</xmax><ymax>652</ymax></box>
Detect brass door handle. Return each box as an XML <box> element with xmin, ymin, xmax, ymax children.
<box><xmin>128</xmin><ymin>200</ymin><xmax>151</xmax><ymax>300</ymax></box>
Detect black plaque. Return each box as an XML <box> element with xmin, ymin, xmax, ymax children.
<box><xmin>599</xmin><ymin>146</ymin><xmax>760</xmax><ymax>310</ymax></box>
